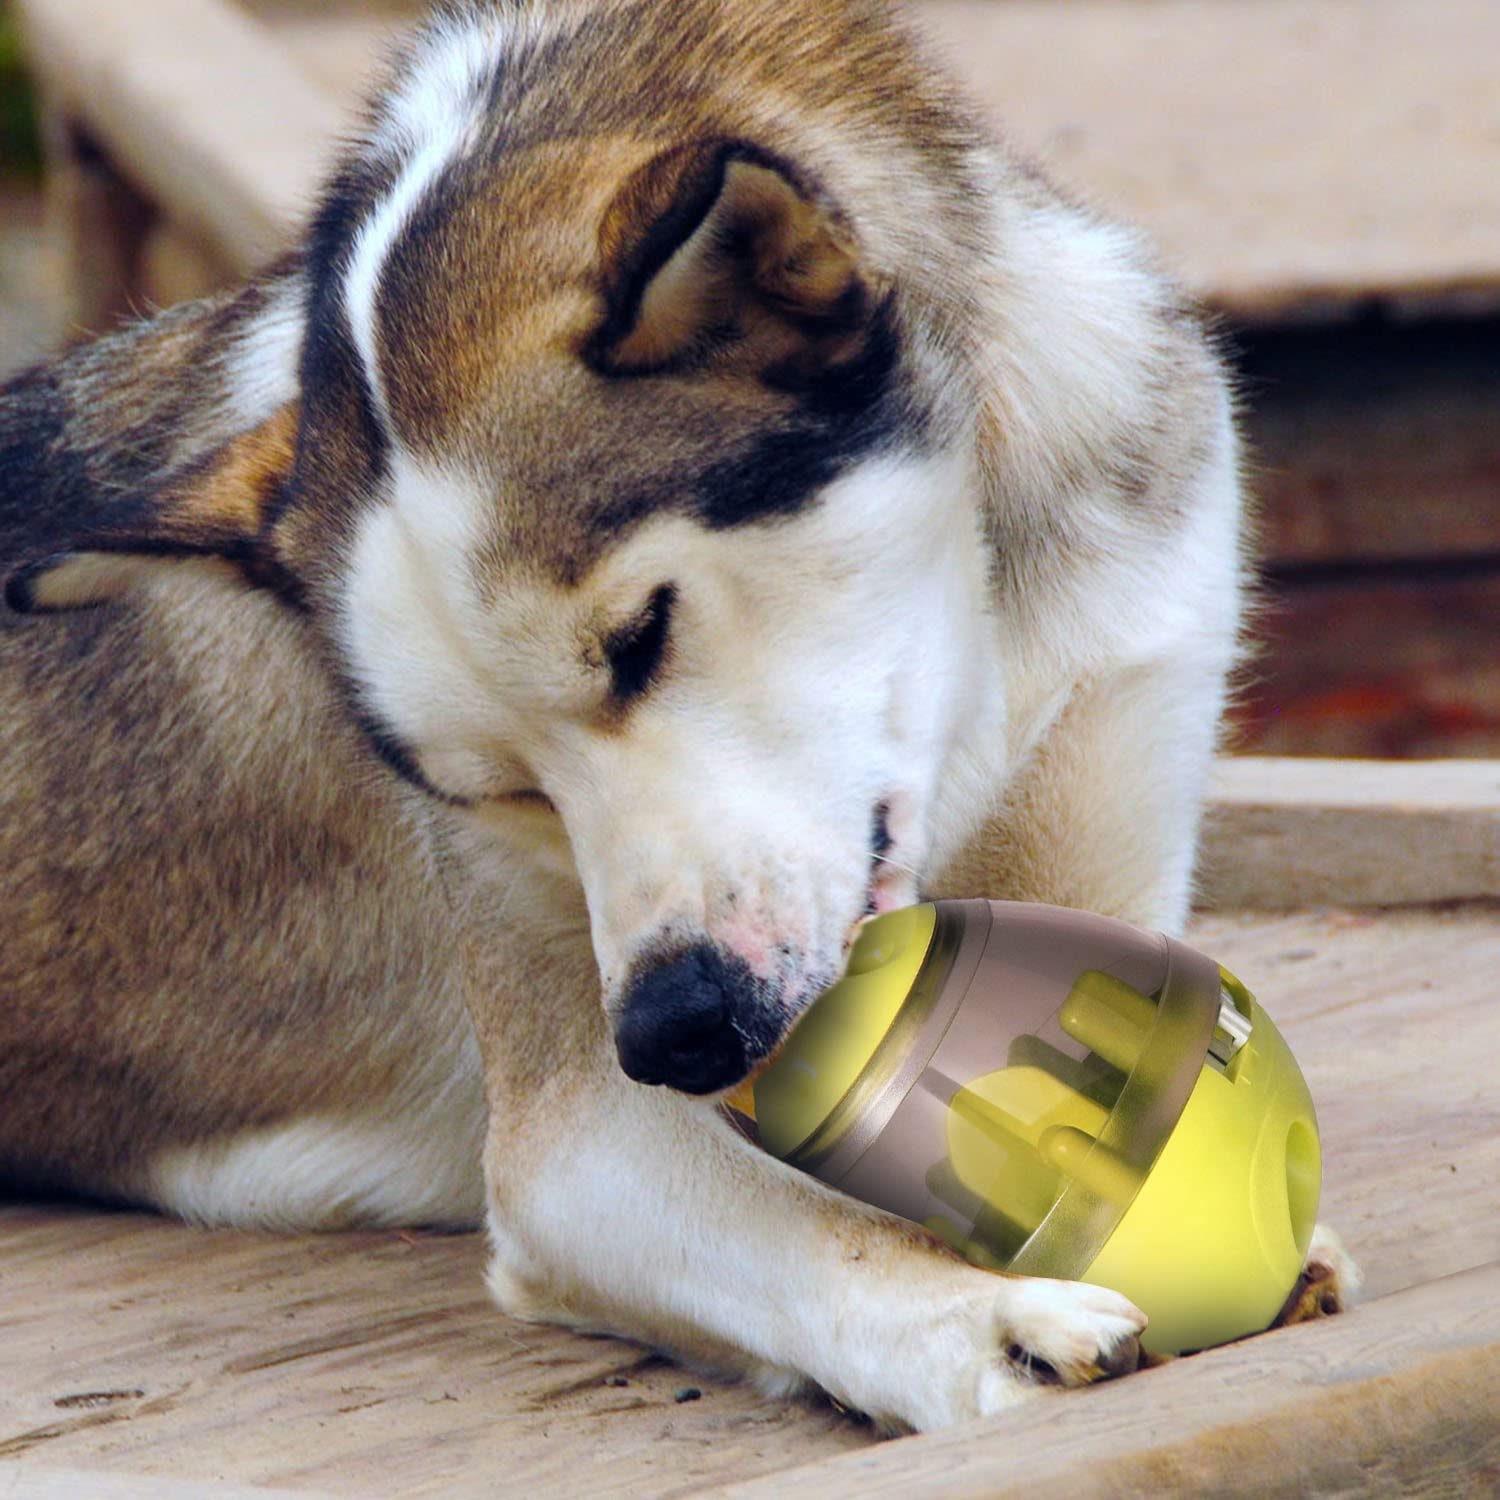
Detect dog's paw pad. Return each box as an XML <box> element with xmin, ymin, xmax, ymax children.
<box><xmin>992</xmin><ymin>1277</ymin><xmax>1146</xmax><ymax>1388</ymax></box>
<box><xmin>1276</xmin><ymin>1222</ymin><xmax>1364</xmax><ymax>1327</ymax></box>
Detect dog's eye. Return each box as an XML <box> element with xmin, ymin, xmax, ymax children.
<box><xmin>605</xmin><ymin>584</ymin><xmax>675</xmax><ymax>701</ymax></box>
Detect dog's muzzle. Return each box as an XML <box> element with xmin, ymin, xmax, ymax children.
<box><xmin>613</xmin><ymin>942</ymin><xmax>777</xmax><ymax>1095</ymax></box>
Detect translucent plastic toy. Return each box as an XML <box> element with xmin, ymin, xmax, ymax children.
<box><xmin>736</xmin><ymin>900</ymin><xmax>1320</xmax><ymax>1354</ymax></box>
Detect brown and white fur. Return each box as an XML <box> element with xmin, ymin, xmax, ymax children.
<box><xmin>0</xmin><ymin>0</ymin><xmax>1355</xmax><ymax>1433</ymax></box>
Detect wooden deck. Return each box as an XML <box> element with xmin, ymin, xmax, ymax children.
<box><xmin>16</xmin><ymin>0</ymin><xmax>1500</xmax><ymax>322</ymax></box>
<box><xmin>265</xmin><ymin>0</ymin><xmax>1500</xmax><ymax>323</ymax></box>
<box><xmin>5</xmin><ymin>897</ymin><xmax>1498</xmax><ymax>1497</ymax></box>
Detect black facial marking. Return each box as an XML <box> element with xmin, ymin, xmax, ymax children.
<box><xmin>696</xmin><ymin>297</ymin><xmax>908</xmax><ymax>530</ymax></box>
<box><xmin>582</xmin><ymin>296</ymin><xmax>913</xmax><ymax>549</ymax></box>
<box><xmin>0</xmin><ymin>367</ymin><xmax>91</xmax><ymax>585</ymax></box>
<box><xmin>605</xmin><ymin>583</ymin><xmax>675</xmax><ymax>702</ymax></box>
<box><xmin>328</xmin><ymin>666</ymin><xmax>468</xmax><ymax>806</ymax></box>
<box><xmin>292</xmin><ymin>155</ymin><xmax>396</xmax><ymax>528</ymax></box>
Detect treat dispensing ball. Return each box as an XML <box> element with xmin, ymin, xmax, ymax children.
<box><xmin>735</xmin><ymin>900</ymin><xmax>1320</xmax><ymax>1355</ymax></box>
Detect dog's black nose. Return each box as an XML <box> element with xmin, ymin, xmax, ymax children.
<box><xmin>614</xmin><ymin>943</ymin><xmax>763</xmax><ymax>1094</ymax></box>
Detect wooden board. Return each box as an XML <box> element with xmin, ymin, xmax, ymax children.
<box><xmin>1201</xmin><ymin>758</ymin><xmax>1500</xmax><ymax>909</ymax></box>
<box><xmin>713</xmin><ymin>1263</ymin><xmax>1500</xmax><ymax>1500</ymax></box>
<box><xmin>915</xmin><ymin>0</ymin><xmax>1500</xmax><ymax>322</ymax></box>
<box><xmin>13</xmin><ymin>0</ymin><xmax>345</xmax><ymax>271</ymax></box>
<box><xmin>268</xmin><ymin>0</ymin><xmax>1500</xmax><ymax>323</ymax></box>
<box><xmin>3</xmin><ymin>900</ymin><xmax>1498</xmax><ymax>1496</ymax></box>
<box><xmin>0</xmin><ymin>1470</ymin><xmax>323</xmax><ymax>1500</ymax></box>
<box><xmin>19</xmin><ymin>0</ymin><xmax>1500</xmax><ymax>322</ymax></box>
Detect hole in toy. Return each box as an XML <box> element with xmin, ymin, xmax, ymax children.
<box><xmin>1284</xmin><ymin>1119</ymin><xmax>1319</xmax><ymax>1257</ymax></box>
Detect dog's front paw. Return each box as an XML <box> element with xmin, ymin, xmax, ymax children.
<box><xmin>980</xmin><ymin>1276</ymin><xmax>1145</xmax><ymax>1396</ymax></box>
<box><xmin>890</xmin><ymin>1275</ymin><xmax>1144</xmax><ymax>1431</ymax></box>
<box><xmin>1275</xmin><ymin>1222</ymin><xmax>1364</xmax><ymax>1327</ymax></box>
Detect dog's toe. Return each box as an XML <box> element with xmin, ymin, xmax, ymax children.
<box><xmin>1275</xmin><ymin>1222</ymin><xmax>1364</xmax><ymax>1327</ymax></box>
<box><xmin>992</xmin><ymin>1277</ymin><xmax>1146</xmax><ymax>1390</ymax></box>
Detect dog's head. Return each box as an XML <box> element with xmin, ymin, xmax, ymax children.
<box><xmin>2</xmin><ymin>16</ymin><xmax>996</xmax><ymax>1094</ymax></box>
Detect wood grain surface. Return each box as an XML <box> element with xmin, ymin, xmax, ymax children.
<box><xmin>270</xmin><ymin>0</ymin><xmax>1500</xmax><ymax>322</ymax></box>
<box><xmin>711</xmin><ymin>1264</ymin><xmax>1500</xmax><ymax>1500</ymax></box>
<box><xmin>1201</xmin><ymin>758</ymin><xmax>1500</xmax><ymax>907</ymax></box>
<box><xmin>3</xmin><ymin>900</ymin><xmax>1497</xmax><ymax>1496</ymax></box>
<box><xmin>19</xmin><ymin>0</ymin><xmax>1500</xmax><ymax>320</ymax></box>
<box><xmin>0</xmin><ymin>1468</ymin><xmax>325</xmax><ymax>1499</ymax></box>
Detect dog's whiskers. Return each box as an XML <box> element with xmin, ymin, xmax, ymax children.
<box><xmin>872</xmin><ymin>851</ymin><xmax>921</xmax><ymax>881</ymax></box>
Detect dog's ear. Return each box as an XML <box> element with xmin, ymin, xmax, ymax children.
<box><xmin>590</xmin><ymin>140</ymin><xmax>883</xmax><ymax>377</ymax></box>
<box><xmin>2</xmin><ymin>272</ymin><xmax>306</xmax><ymax>614</ymax></box>
<box><xmin>4</xmin><ymin>406</ymin><xmax>300</xmax><ymax>614</ymax></box>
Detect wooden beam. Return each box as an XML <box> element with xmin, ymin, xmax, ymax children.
<box><xmin>917</xmin><ymin>0</ymin><xmax>1500</xmax><ymax>323</ymax></box>
<box><xmin>4</xmin><ymin>905</ymin><xmax>1497</xmax><ymax>1493</ymax></box>
<box><xmin>1200</xmin><ymin>757</ymin><xmax>1500</xmax><ymax>908</ymax></box>
<box><xmin>264</xmin><ymin>0</ymin><xmax>1500</xmax><ymax>324</ymax></box>
<box><xmin>12</xmin><ymin>0</ymin><xmax>345</xmax><ymax>272</ymax></box>
<box><xmin>35</xmin><ymin>106</ymin><xmax>157</xmax><ymax>336</ymax></box>
<box><xmin>707</xmin><ymin>1262</ymin><xmax>1500</xmax><ymax>1500</ymax></box>
<box><xmin>0</xmin><ymin>1469</ymin><xmax>328</xmax><ymax>1500</ymax></box>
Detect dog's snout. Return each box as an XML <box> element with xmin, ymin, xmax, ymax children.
<box><xmin>614</xmin><ymin>943</ymin><xmax>767</xmax><ymax>1094</ymax></box>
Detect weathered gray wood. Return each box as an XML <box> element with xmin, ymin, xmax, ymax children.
<box><xmin>708</xmin><ymin>1263</ymin><xmax>1500</xmax><ymax>1499</ymax></box>
<box><xmin>0</xmin><ymin>1469</ymin><xmax>327</xmax><ymax>1500</ymax></box>
<box><xmin>1201</xmin><ymin>757</ymin><xmax>1500</xmax><ymax>908</ymax></box>
<box><xmin>3</xmin><ymin>902</ymin><xmax>1498</xmax><ymax>1494</ymax></box>
<box><xmin>274</xmin><ymin>0</ymin><xmax>1500</xmax><ymax>322</ymax></box>
<box><xmin>13</xmin><ymin>0</ymin><xmax>344</xmax><ymax>270</ymax></box>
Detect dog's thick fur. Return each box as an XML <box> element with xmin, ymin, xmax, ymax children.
<box><xmin>0</xmin><ymin>0</ymin><xmax>1348</xmax><ymax>1433</ymax></box>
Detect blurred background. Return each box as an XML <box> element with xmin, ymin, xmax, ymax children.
<box><xmin>1</xmin><ymin>0</ymin><xmax>1496</xmax><ymax>760</ymax></box>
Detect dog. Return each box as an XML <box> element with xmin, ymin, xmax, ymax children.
<box><xmin>0</xmin><ymin>0</ymin><xmax>1354</xmax><ymax>1433</ymax></box>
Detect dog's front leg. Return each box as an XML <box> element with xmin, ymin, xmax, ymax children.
<box><xmin>477</xmin><ymin>1009</ymin><xmax>1143</xmax><ymax>1433</ymax></box>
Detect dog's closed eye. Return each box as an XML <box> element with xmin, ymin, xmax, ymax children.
<box><xmin>605</xmin><ymin>584</ymin><xmax>676</xmax><ymax>702</ymax></box>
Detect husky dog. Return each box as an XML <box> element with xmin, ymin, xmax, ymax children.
<box><xmin>0</xmin><ymin>0</ymin><xmax>1352</xmax><ymax>1433</ymax></box>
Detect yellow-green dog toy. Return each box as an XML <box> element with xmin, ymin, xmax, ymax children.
<box><xmin>737</xmin><ymin>900</ymin><xmax>1319</xmax><ymax>1355</ymax></box>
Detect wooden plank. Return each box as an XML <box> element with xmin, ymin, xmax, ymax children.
<box><xmin>1200</xmin><ymin>757</ymin><xmax>1500</xmax><ymax>908</ymax></box>
<box><xmin>0</xmin><ymin>1212</ymin><xmax>868</xmax><ymax>1498</ymax></box>
<box><xmin>0</xmin><ymin>1468</ymin><xmax>328</xmax><ymax>1499</ymax></box>
<box><xmin>707</xmin><ymin>1263</ymin><xmax>1500</xmax><ymax>1500</ymax></box>
<box><xmin>916</xmin><ymin>0</ymin><xmax>1500</xmax><ymax>322</ymax></box>
<box><xmin>31</xmin><ymin>87</ymin><xmax>157</xmax><ymax>338</ymax></box>
<box><xmin>1171</xmin><ymin>904</ymin><xmax>1500</xmax><ymax>1303</ymax></box>
<box><xmin>3</xmin><ymin>902</ymin><xmax>1498</xmax><ymax>1494</ymax></box>
<box><xmin>12</xmin><ymin>0</ymin><xmax>345</xmax><ymax>270</ymax></box>
<box><xmin>263</xmin><ymin>0</ymin><xmax>1500</xmax><ymax>322</ymax></box>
